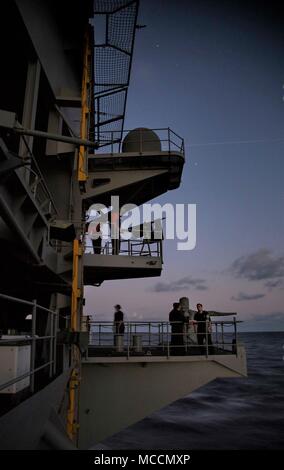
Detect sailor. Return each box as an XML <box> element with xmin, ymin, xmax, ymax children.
<box><xmin>110</xmin><ymin>210</ymin><xmax>120</xmax><ymax>255</ymax></box>
<box><xmin>169</xmin><ymin>302</ymin><xmax>184</xmax><ymax>352</ymax></box>
<box><xmin>194</xmin><ymin>303</ymin><xmax>213</xmax><ymax>352</ymax></box>
<box><xmin>113</xmin><ymin>304</ymin><xmax>125</xmax><ymax>335</ymax></box>
<box><xmin>85</xmin><ymin>315</ymin><xmax>91</xmax><ymax>333</ymax></box>
<box><xmin>87</xmin><ymin>209</ymin><xmax>102</xmax><ymax>254</ymax></box>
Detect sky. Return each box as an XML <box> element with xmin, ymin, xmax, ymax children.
<box><xmin>85</xmin><ymin>0</ymin><xmax>284</xmax><ymax>331</ymax></box>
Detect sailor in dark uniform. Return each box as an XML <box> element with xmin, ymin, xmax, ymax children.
<box><xmin>113</xmin><ymin>304</ymin><xmax>125</xmax><ymax>335</ymax></box>
<box><xmin>194</xmin><ymin>303</ymin><xmax>213</xmax><ymax>353</ymax></box>
<box><xmin>169</xmin><ymin>302</ymin><xmax>184</xmax><ymax>353</ymax></box>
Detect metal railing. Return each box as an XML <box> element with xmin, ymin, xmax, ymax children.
<box><xmin>19</xmin><ymin>135</ymin><xmax>58</xmax><ymax>218</ymax></box>
<box><xmin>85</xmin><ymin>238</ymin><xmax>163</xmax><ymax>260</ymax></box>
<box><xmin>28</xmin><ymin>167</ymin><xmax>57</xmax><ymax>217</ymax></box>
<box><xmin>94</xmin><ymin>128</ymin><xmax>185</xmax><ymax>155</ymax></box>
<box><xmin>86</xmin><ymin>319</ymin><xmax>239</xmax><ymax>359</ymax></box>
<box><xmin>0</xmin><ymin>293</ymin><xmax>58</xmax><ymax>394</ymax></box>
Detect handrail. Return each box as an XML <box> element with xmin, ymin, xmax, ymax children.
<box><xmin>94</xmin><ymin>128</ymin><xmax>185</xmax><ymax>155</ymax></box>
<box><xmin>87</xmin><ymin>320</ymin><xmax>241</xmax><ymax>325</ymax></box>
<box><xmin>85</xmin><ymin>238</ymin><xmax>163</xmax><ymax>259</ymax></box>
<box><xmin>0</xmin><ymin>362</ymin><xmax>53</xmax><ymax>393</ymax></box>
<box><xmin>0</xmin><ymin>292</ymin><xmax>56</xmax><ymax>314</ymax></box>
<box><xmin>0</xmin><ymin>293</ymin><xmax>58</xmax><ymax>394</ymax></box>
<box><xmin>85</xmin><ymin>319</ymin><xmax>240</xmax><ymax>358</ymax></box>
<box><xmin>19</xmin><ymin>134</ymin><xmax>58</xmax><ymax>216</ymax></box>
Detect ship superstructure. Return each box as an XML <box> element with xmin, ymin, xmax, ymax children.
<box><xmin>0</xmin><ymin>0</ymin><xmax>246</xmax><ymax>450</ymax></box>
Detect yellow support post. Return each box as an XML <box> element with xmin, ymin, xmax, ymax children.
<box><xmin>67</xmin><ymin>22</ymin><xmax>93</xmax><ymax>443</ymax></box>
<box><xmin>71</xmin><ymin>239</ymin><xmax>82</xmax><ymax>331</ymax></box>
<box><xmin>67</xmin><ymin>239</ymin><xmax>83</xmax><ymax>442</ymax></box>
<box><xmin>67</xmin><ymin>23</ymin><xmax>93</xmax><ymax>442</ymax></box>
<box><xmin>78</xmin><ymin>27</ymin><xmax>93</xmax><ymax>188</ymax></box>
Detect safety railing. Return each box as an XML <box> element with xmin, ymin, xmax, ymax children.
<box><xmin>85</xmin><ymin>238</ymin><xmax>163</xmax><ymax>260</ymax></box>
<box><xmin>86</xmin><ymin>319</ymin><xmax>239</xmax><ymax>359</ymax></box>
<box><xmin>28</xmin><ymin>167</ymin><xmax>57</xmax><ymax>217</ymax></box>
<box><xmin>94</xmin><ymin>128</ymin><xmax>185</xmax><ymax>155</ymax></box>
<box><xmin>0</xmin><ymin>293</ymin><xmax>58</xmax><ymax>394</ymax></box>
<box><xmin>19</xmin><ymin>135</ymin><xmax>58</xmax><ymax>218</ymax></box>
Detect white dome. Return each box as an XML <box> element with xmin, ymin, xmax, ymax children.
<box><xmin>122</xmin><ymin>128</ymin><xmax>161</xmax><ymax>153</ymax></box>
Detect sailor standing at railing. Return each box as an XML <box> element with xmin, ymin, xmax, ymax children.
<box><xmin>86</xmin><ymin>209</ymin><xmax>103</xmax><ymax>254</ymax></box>
<box><xmin>113</xmin><ymin>304</ymin><xmax>125</xmax><ymax>335</ymax></box>
<box><xmin>169</xmin><ymin>302</ymin><xmax>184</xmax><ymax>352</ymax></box>
<box><xmin>194</xmin><ymin>303</ymin><xmax>213</xmax><ymax>352</ymax></box>
<box><xmin>109</xmin><ymin>210</ymin><xmax>120</xmax><ymax>255</ymax></box>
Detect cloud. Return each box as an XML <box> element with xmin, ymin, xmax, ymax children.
<box><xmin>251</xmin><ymin>312</ymin><xmax>284</xmax><ymax>322</ymax></box>
<box><xmin>230</xmin><ymin>249</ymin><xmax>284</xmax><ymax>282</ymax></box>
<box><xmin>231</xmin><ymin>292</ymin><xmax>266</xmax><ymax>302</ymax></box>
<box><xmin>264</xmin><ymin>279</ymin><xmax>284</xmax><ymax>289</ymax></box>
<box><xmin>151</xmin><ymin>276</ymin><xmax>208</xmax><ymax>293</ymax></box>
<box><xmin>238</xmin><ymin>311</ymin><xmax>284</xmax><ymax>332</ymax></box>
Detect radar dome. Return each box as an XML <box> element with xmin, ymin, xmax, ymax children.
<box><xmin>122</xmin><ymin>128</ymin><xmax>161</xmax><ymax>153</ymax></box>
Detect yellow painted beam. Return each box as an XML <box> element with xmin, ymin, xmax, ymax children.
<box><xmin>68</xmin><ymin>23</ymin><xmax>93</xmax><ymax>443</ymax></box>
<box><xmin>67</xmin><ymin>239</ymin><xmax>83</xmax><ymax>442</ymax></box>
<box><xmin>78</xmin><ymin>28</ymin><xmax>93</xmax><ymax>184</ymax></box>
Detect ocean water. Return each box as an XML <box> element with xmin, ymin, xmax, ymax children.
<box><xmin>100</xmin><ymin>332</ymin><xmax>284</xmax><ymax>450</ymax></box>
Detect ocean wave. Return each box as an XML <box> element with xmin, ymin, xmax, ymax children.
<box><xmin>101</xmin><ymin>332</ymin><xmax>284</xmax><ymax>449</ymax></box>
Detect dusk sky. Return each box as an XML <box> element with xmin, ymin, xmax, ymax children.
<box><xmin>85</xmin><ymin>0</ymin><xmax>284</xmax><ymax>331</ymax></box>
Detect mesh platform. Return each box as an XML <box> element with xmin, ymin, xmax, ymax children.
<box><xmin>93</xmin><ymin>0</ymin><xmax>139</xmax><ymax>147</ymax></box>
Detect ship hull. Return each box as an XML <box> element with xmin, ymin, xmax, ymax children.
<box><xmin>79</xmin><ymin>346</ymin><xmax>247</xmax><ymax>448</ymax></box>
